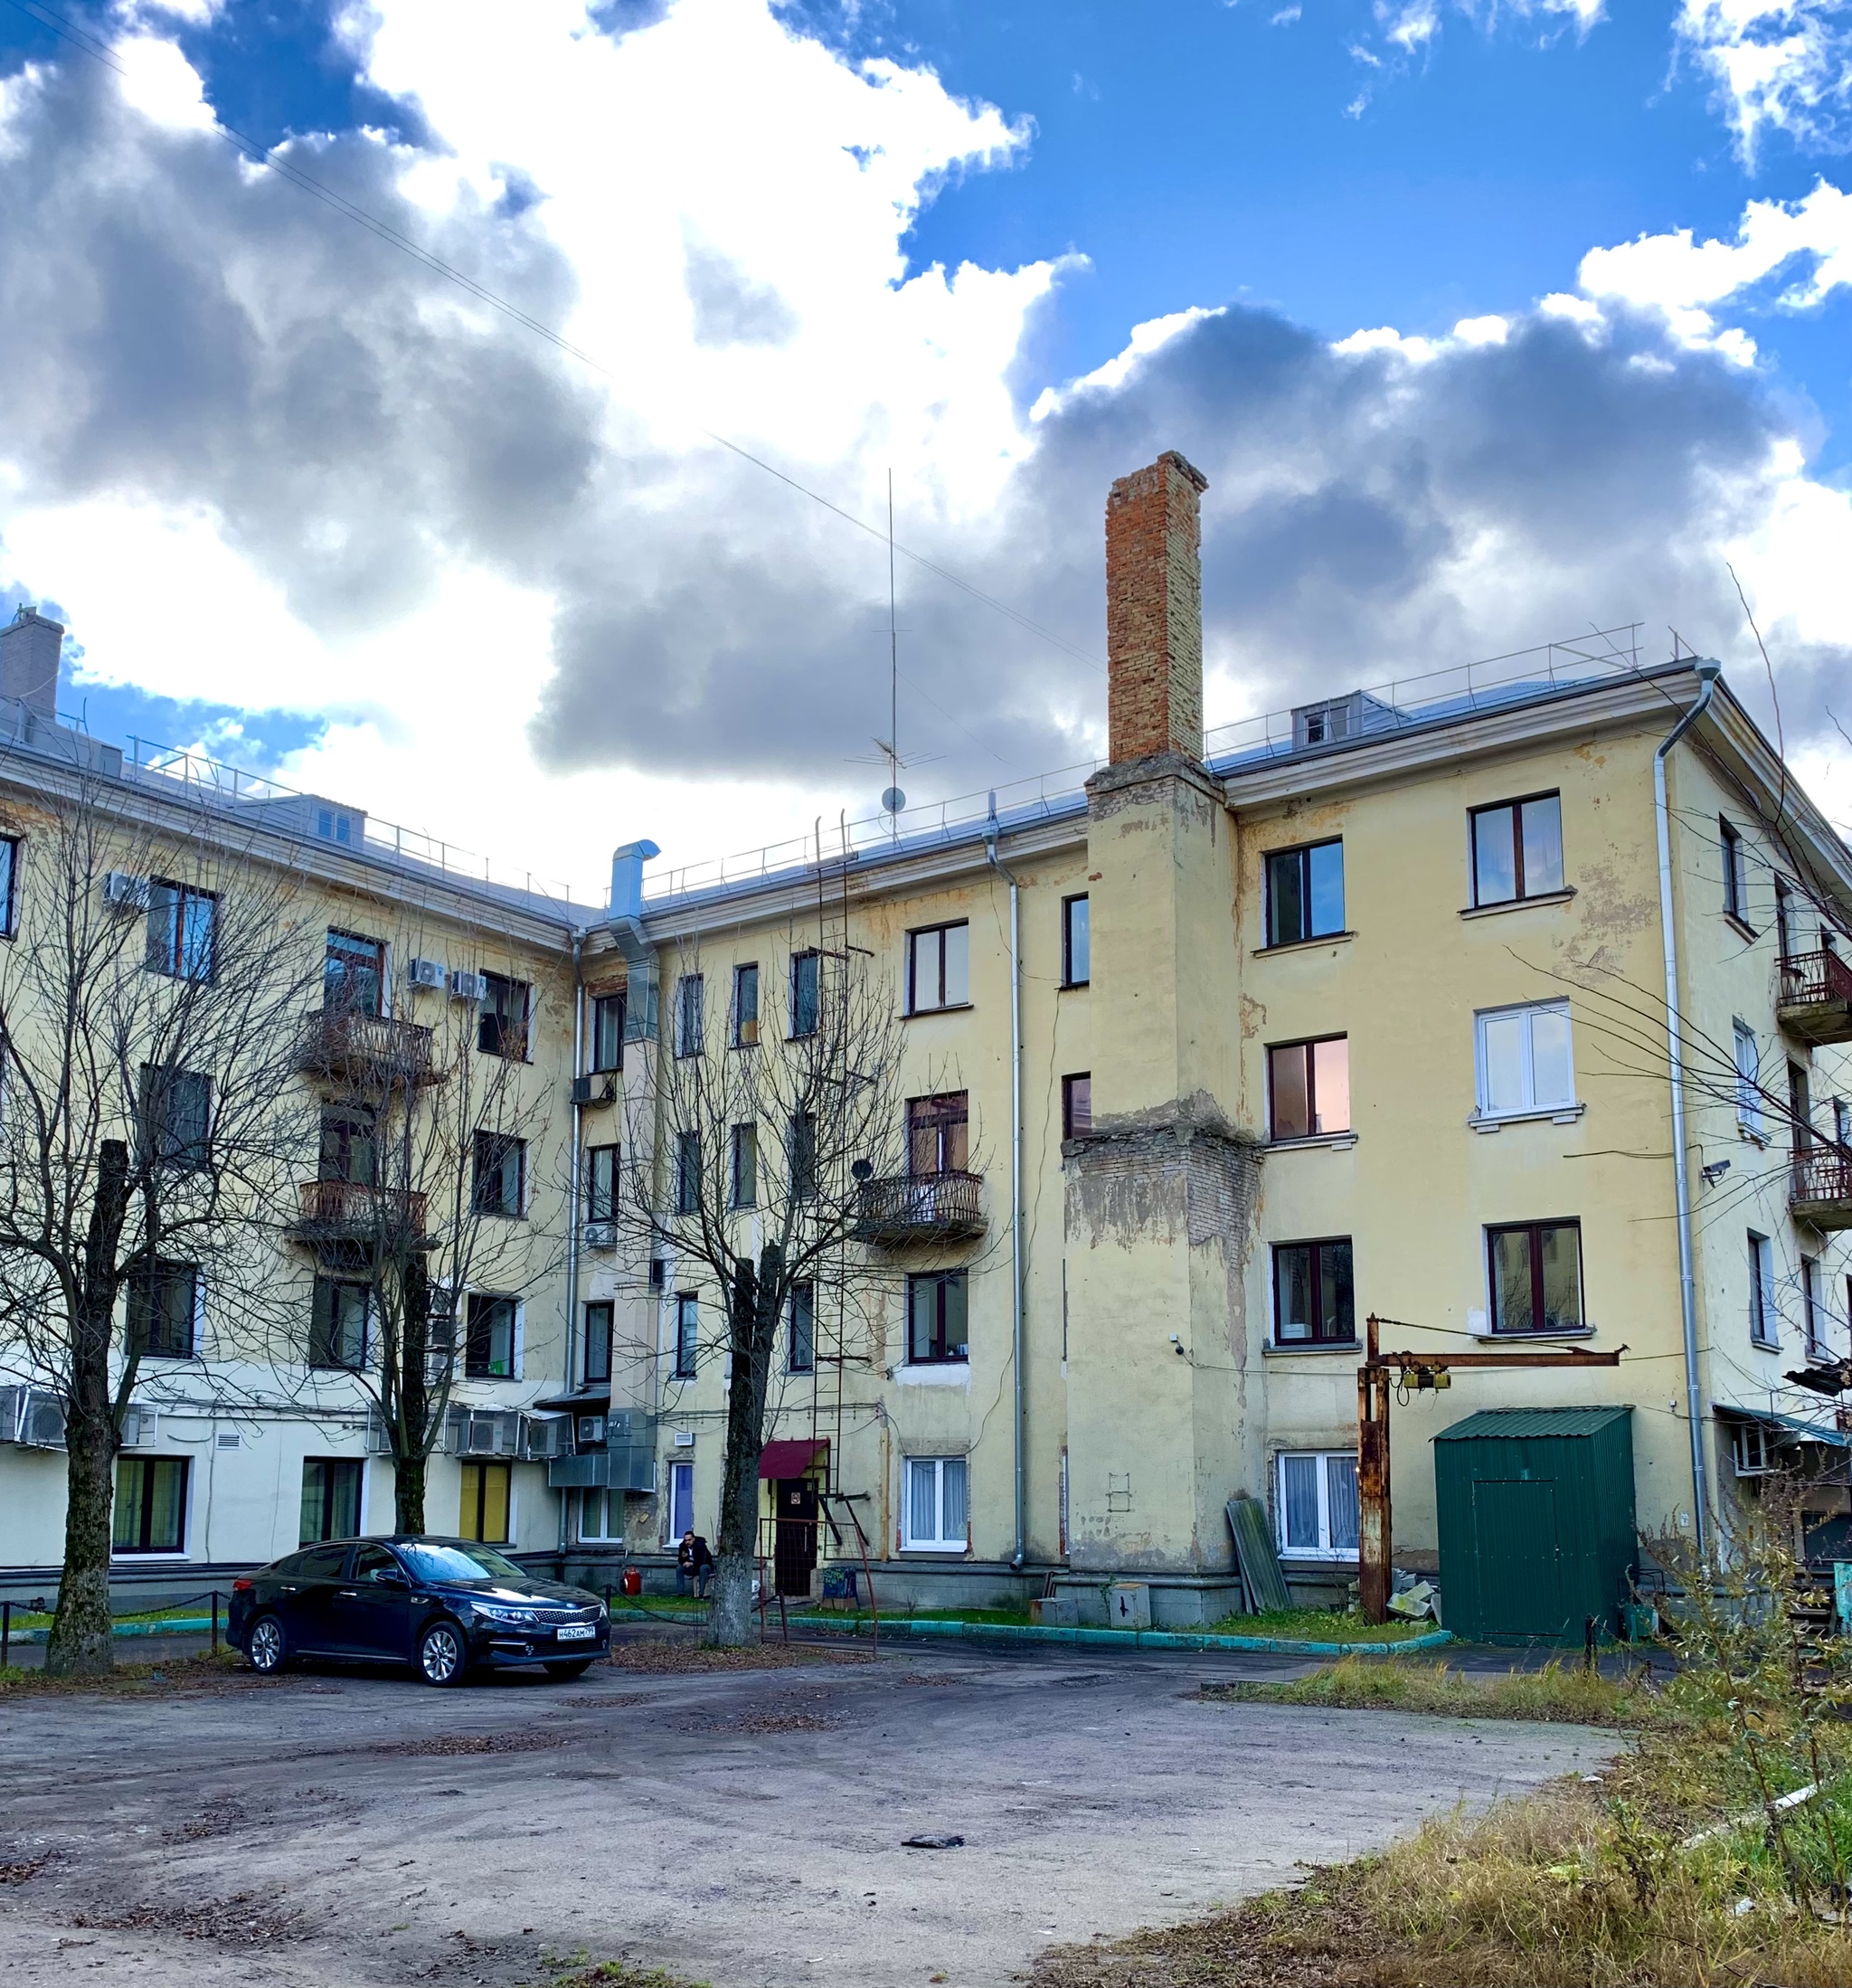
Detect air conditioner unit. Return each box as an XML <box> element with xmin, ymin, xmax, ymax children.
<box><xmin>0</xmin><ymin>1386</ymin><xmax>69</xmax><ymax>1451</ymax></box>
<box><xmin>1731</xmin><ymin>1421</ymin><xmax>1773</xmax><ymax>1477</ymax></box>
<box><xmin>577</xmin><ymin>1415</ymin><xmax>607</xmax><ymax>1446</ymax></box>
<box><xmin>584</xmin><ymin>1221</ymin><xmax>617</xmax><ymax>1253</ymax></box>
<box><xmin>571</xmin><ymin>1074</ymin><xmax>618</xmax><ymax>1107</ymax></box>
<box><xmin>522</xmin><ymin>1414</ymin><xmax>572</xmax><ymax>1462</ymax></box>
<box><xmin>365</xmin><ymin>1408</ymin><xmax>395</xmax><ymax>1456</ymax></box>
<box><xmin>407</xmin><ymin>956</ymin><xmax>446</xmax><ymax>990</ymax></box>
<box><xmin>448</xmin><ymin>1407</ymin><xmax>519</xmax><ymax>1458</ymax></box>
<box><xmin>449</xmin><ymin>969</ymin><xmax>488</xmax><ymax>1002</ymax></box>
<box><xmin>119</xmin><ymin>1405</ymin><xmax>158</xmax><ymax>1448</ymax></box>
<box><xmin>102</xmin><ymin>870</ymin><xmax>150</xmax><ymax>911</ymax></box>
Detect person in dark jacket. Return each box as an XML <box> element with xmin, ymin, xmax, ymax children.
<box><xmin>677</xmin><ymin>1529</ymin><xmax>714</xmax><ymax>1599</ymax></box>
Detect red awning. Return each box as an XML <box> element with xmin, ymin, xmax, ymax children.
<box><xmin>758</xmin><ymin>1438</ymin><xmax>827</xmax><ymax>1480</ymax></box>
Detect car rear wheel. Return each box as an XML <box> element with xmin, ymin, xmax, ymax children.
<box><xmin>543</xmin><ymin>1660</ymin><xmax>594</xmax><ymax>1680</ymax></box>
<box><xmin>245</xmin><ymin>1614</ymin><xmax>288</xmax><ymax>1676</ymax></box>
<box><xmin>419</xmin><ymin>1620</ymin><xmax>469</xmax><ymax>1688</ymax></box>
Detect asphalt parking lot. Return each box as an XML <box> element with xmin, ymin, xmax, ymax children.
<box><xmin>0</xmin><ymin>1636</ymin><xmax>1619</xmax><ymax>1988</ymax></box>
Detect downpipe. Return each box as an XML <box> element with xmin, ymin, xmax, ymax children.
<box><xmin>562</xmin><ymin>932</ymin><xmax>585</xmax><ymax>1560</ymax></box>
<box><xmin>985</xmin><ymin>795</ymin><xmax>1027</xmax><ymax>1574</ymax></box>
<box><xmin>1655</xmin><ymin>658</ymin><xmax>1722</xmax><ymax>1561</ymax></box>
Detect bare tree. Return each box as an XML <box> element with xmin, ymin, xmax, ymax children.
<box><xmin>610</xmin><ymin>936</ymin><xmax>914</xmax><ymax>1646</ymax></box>
<box><xmin>0</xmin><ymin>772</ymin><xmax>322</xmax><ymax>1675</ymax></box>
<box><xmin>292</xmin><ymin>956</ymin><xmax>561</xmax><ymax>1533</ymax></box>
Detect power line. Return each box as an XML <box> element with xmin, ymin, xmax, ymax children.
<box><xmin>5</xmin><ymin>0</ymin><xmax>1107</xmax><ymax>674</ymax></box>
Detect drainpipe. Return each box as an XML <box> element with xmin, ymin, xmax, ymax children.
<box><xmin>562</xmin><ymin>931</ymin><xmax>585</xmax><ymax>1563</ymax></box>
<box><xmin>1655</xmin><ymin>658</ymin><xmax>1723</xmax><ymax>1561</ymax></box>
<box><xmin>984</xmin><ymin>793</ymin><xmax>1026</xmax><ymax>1574</ymax></box>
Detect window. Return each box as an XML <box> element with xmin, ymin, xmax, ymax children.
<box><xmin>1749</xmin><ymin>1232</ymin><xmax>1778</xmax><ymax>1348</ymax></box>
<box><xmin>1268</xmin><ymin>1037</ymin><xmax>1350</xmax><ymax>1141</ymax></box>
<box><xmin>1734</xmin><ymin>1021</ymin><xmax>1762</xmax><ymax>1135</ymax></box>
<box><xmin>674</xmin><ymin>1294</ymin><xmax>699</xmax><ymax>1378</ymax></box>
<box><xmin>1721</xmin><ymin>819</ymin><xmax>1750</xmax><ymax>925</ymax></box>
<box><xmin>1791</xmin><ymin>1062</ymin><xmax>1814</xmax><ymax>1152</ymax></box>
<box><xmin>730</xmin><ymin>1123</ymin><xmax>758</xmax><ymax>1208</ymax></box>
<box><xmin>324</xmin><ymin>930</ymin><xmax>383</xmax><ymax>1015</ymax></box>
<box><xmin>1475</xmin><ymin>1002</ymin><xmax>1574</xmax><ymax>1118</ymax></box>
<box><xmin>478</xmin><ymin>971</ymin><xmax>530</xmax><ymax>1058</ymax></box>
<box><xmin>1776</xmin><ymin>878</ymin><xmax>1799</xmax><ymax>962</ymax></box>
<box><xmin>580</xmin><ymin>1489</ymin><xmax>622</xmax><ymax>1543</ymax></box>
<box><xmin>907</xmin><ymin>1092</ymin><xmax>969</xmax><ymax>1176</ymax></box>
<box><xmin>1276</xmin><ymin>1452</ymin><xmax>1360</xmax><ymax>1561</ymax></box>
<box><xmin>138</xmin><ymin>1065</ymin><xmax>211</xmax><ymax>1170</ymax></box>
<box><xmin>675</xmin><ymin>1130</ymin><xmax>702</xmax><ymax>1216</ymax></box>
<box><xmin>1837</xmin><ymin>1098</ymin><xmax>1851</xmax><ymax>1148</ymax></box>
<box><xmin>675</xmin><ymin>972</ymin><xmax>704</xmax><ymax>1057</ymax></box>
<box><xmin>465</xmin><ymin>1293</ymin><xmax>517</xmax><ymax>1378</ymax></box>
<box><xmin>1263</xmin><ymin>840</ymin><xmax>1344</xmax><ymax>948</ymax></box>
<box><xmin>299</xmin><ymin>1459</ymin><xmax>363</xmax><ymax>1544</ymax></box>
<box><xmin>0</xmin><ymin>834</ymin><xmax>18</xmax><ymax>939</ymax></box>
<box><xmin>1803</xmin><ymin>1256</ymin><xmax>1825</xmax><ymax>1360</ymax></box>
<box><xmin>127</xmin><ymin>1262</ymin><xmax>199</xmax><ymax>1359</ymax></box>
<box><xmin>471</xmin><ymin>1131</ymin><xmax>525</xmax><ymax>1216</ymax></box>
<box><xmin>732</xmin><ymin>962</ymin><xmax>760</xmax><ymax>1047</ymax></box>
<box><xmin>1487</xmin><ymin>1221</ymin><xmax>1583</xmax><ymax>1335</ymax></box>
<box><xmin>1062</xmin><ymin>895</ymin><xmax>1090</xmax><ymax>988</ymax></box>
<box><xmin>1062</xmin><ymin>1074</ymin><xmax>1092</xmax><ymax>1141</ymax></box>
<box><xmin>585</xmin><ymin>1143</ymin><xmax>619</xmax><ymax>1224</ymax></box>
<box><xmin>903</xmin><ymin>1455</ymin><xmax>969</xmax><ymax>1551</ymax></box>
<box><xmin>458</xmin><ymin>1461</ymin><xmax>511</xmax><ymax>1545</ymax></box>
<box><xmin>668</xmin><ymin>1460</ymin><xmax>694</xmax><ymax>1539</ymax></box>
<box><xmin>591</xmin><ymin>992</ymin><xmax>626</xmax><ymax>1074</ymax></box>
<box><xmin>146</xmin><ymin>880</ymin><xmax>217</xmax><ymax>981</ymax></box>
<box><xmin>1469</xmin><ymin>793</ymin><xmax>1564</xmax><ymax>907</ymax></box>
<box><xmin>582</xmin><ymin>1301</ymin><xmax>613</xmax><ymax>1385</ymax></box>
<box><xmin>318</xmin><ymin>1102</ymin><xmax>376</xmax><ymax>1185</ymax></box>
<box><xmin>907</xmin><ymin>922</ymin><xmax>969</xmax><ymax>1014</ymax></box>
<box><xmin>907</xmin><ymin>1272</ymin><xmax>969</xmax><ymax>1364</ymax></box>
<box><xmin>789</xmin><ymin>1282</ymin><xmax>815</xmax><ymax>1373</ymax></box>
<box><xmin>788</xmin><ymin>1112</ymin><xmax>817</xmax><ymax>1202</ymax></box>
<box><xmin>789</xmin><ymin>951</ymin><xmax>820</xmax><ymax>1037</ymax></box>
<box><xmin>309</xmin><ymin>1277</ymin><xmax>369</xmax><ymax>1369</ymax></box>
<box><xmin>1271</xmin><ymin>1239</ymin><xmax>1355</xmax><ymax>1345</ymax></box>
<box><xmin>113</xmin><ymin>1455</ymin><xmax>187</xmax><ymax>1554</ymax></box>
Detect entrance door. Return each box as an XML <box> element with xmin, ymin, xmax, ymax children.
<box><xmin>1470</xmin><ymin>1478</ymin><xmax>1565</xmax><ymax>1639</ymax></box>
<box><xmin>773</xmin><ymin>1478</ymin><xmax>818</xmax><ymax>1597</ymax></box>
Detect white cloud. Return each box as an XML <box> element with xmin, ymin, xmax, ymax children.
<box><xmin>1675</xmin><ymin>1</ymin><xmax>1852</xmax><ymax>164</ymax></box>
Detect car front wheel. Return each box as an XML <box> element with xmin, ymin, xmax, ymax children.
<box><xmin>245</xmin><ymin>1614</ymin><xmax>288</xmax><ymax>1676</ymax></box>
<box><xmin>419</xmin><ymin>1620</ymin><xmax>470</xmax><ymax>1688</ymax></box>
<box><xmin>543</xmin><ymin>1660</ymin><xmax>594</xmax><ymax>1680</ymax></box>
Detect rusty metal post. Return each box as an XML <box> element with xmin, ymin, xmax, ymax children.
<box><xmin>1358</xmin><ymin>1314</ymin><xmax>1393</xmax><ymax>1625</ymax></box>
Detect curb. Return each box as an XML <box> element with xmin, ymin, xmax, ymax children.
<box><xmin>776</xmin><ymin>1614</ymin><xmax>1452</xmax><ymax>1657</ymax></box>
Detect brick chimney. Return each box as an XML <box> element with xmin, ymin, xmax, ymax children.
<box><xmin>1105</xmin><ymin>451</ymin><xmax>1208</xmax><ymax>766</ymax></box>
<box><xmin>0</xmin><ymin>607</ymin><xmax>64</xmax><ymax>719</ymax></box>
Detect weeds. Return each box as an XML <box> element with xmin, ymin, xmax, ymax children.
<box><xmin>1205</xmin><ymin>1653</ymin><xmax>1673</xmax><ymax>1728</ymax></box>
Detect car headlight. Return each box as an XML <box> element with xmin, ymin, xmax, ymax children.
<box><xmin>474</xmin><ymin>1604</ymin><xmax>537</xmax><ymax>1625</ymax></box>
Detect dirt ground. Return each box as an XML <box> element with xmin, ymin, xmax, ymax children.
<box><xmin>0</xmin><ymin>1637</ymin><xmax>1617</xmax><ymax>1988</ymax></box>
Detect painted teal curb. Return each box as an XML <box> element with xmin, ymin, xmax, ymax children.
<box><xmin>778</xmin><ymin>1613</ymin><xmax>1451</xmax><ymax>1657</ymax></box>
<box><xmin>7</xmin><ymin>1616</ymin><xmax>214</xmax><ymax>1646</ymax></box>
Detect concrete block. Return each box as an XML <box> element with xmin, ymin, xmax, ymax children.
<box><xmin>1029</xmin><ymin>1595</ymin><xmax>1079</xmax><ymax>1627</ymax></box>
<box><xmin>1109</xmin><ymin>1581</ymin><xmax>1151</xmax><ymax>1630</ymax></box>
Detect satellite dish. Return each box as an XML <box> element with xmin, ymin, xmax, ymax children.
<box><xmin>851</xmin><ymin>1158</ymin><xmax>874</xmax><ymax>1181</ymax></box>
<box><xmin>881</xmin><ymin>786</ymin><xmax>906</xmax><ymax>815</ymax></box>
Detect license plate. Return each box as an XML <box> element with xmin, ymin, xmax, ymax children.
<box><xmin>556</xmin><ymin>1624</ymin><xmax>595</xmax><ymax>1641</ymax></box>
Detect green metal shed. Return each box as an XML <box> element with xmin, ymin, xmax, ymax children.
<box><xmin>1433</xmin><ymin>1406</ymin><xmax>1637</xmax><ymax>1646</ymax></box>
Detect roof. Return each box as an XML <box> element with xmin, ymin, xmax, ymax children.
<box><xmin>758</xmin><ymin>1437</ymin><xmax>827</xmax><ymax>1479</ymax></box>
<box><xmin>1434</xmin><ymin>1406</ymin><xmax>1634</xmax><ymax>1442</ymax></box>
<box><xmin>1714</xmin><ymin>1403</ymin><xmax>1850</xmax><ymax>1450</ymax></box>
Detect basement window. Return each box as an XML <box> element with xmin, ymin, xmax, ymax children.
<box><xmin>1276</xmin><ymin>1451</ymin><xmax>1359</xmax><ymax>1561</ymax></box>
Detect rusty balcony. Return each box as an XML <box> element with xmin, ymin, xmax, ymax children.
<box><xmin>851</xmin><ymin>1170</ymin><xmax>985</xmax><ymax>1248</ymax></box>
<box><xmin>1791</xmin><ymin>1147</ymin><xmax>1852</xmax><ymax>1231</ymax></box>
<box><xmin>1776</xmin><ymin>950</ymin><xmax>1852</xmax><ymax>1046</ymax></box>
<box><xmin>288</xmin><ymin>1178</ymin><xmax>430</xmax><ymax>1249</ymax></box>
<box><xmin>296</xmin><ymin>1007</ymin><xmax>438</xmax><ymax>1089</ymax></box>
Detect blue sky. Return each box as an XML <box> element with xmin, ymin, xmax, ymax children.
<box><xmin>0</xmin><ymin>0</ymin><xmax>1847</xmax><ymax>885</ymax></box>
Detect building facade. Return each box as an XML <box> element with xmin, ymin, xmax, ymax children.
<box><xmin>4</xmin><ymin>452</ymin><xmax>1850</xmax><ymax>1617</ymax></box>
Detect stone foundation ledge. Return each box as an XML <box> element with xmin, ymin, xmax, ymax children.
<box><xmin>782</xmin><ymin>1614</ymin><xmax>1453</xmax><ymax>1659</ymax></box>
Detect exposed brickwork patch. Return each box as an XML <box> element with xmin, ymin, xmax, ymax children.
<box><xmin>1105</xmin><ymin>450</ymin><xmax>1207</xmax><ymax>766</ymax></box>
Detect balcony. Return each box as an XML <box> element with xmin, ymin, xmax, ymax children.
<box><xmin>288</xmin><ymin>1178</ymin><xmax>429</xmax><ymax>1248</ymax></box>
<box><xmin>297</xmin><ymin>1008</ymin><xmax>437</xmax><ymax>1089</ymax></box>
<box><xmin>851</xmin><ymin>1169</ymin><xmax>985</xmax><ymax>1248</ymax></box>
<box><xmin>1776</xmin><ymin>950</ymin><xmax>1852</xmax><ymax>1046</ymax></box>
<box><xmin>1791</xmin><ymin>1147</ymin><xmax>1852</xmax><ymax>1231</ymax></box>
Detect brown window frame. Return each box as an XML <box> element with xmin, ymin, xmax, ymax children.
<box><xmin>1486</xmin><ymin>1219</ymin><xmax>1584</xmax><ymax>1337</ymax></box>
<box><xmin>298</xmin><ymin>1458</ymin><xmax>363</xmax><ymax>1545</ymax></box>
<box><xmin>146</xmin><ymin>879</ymin><xmax>218</xmax><ymax>982</ymax></box>
<box><xmin>112</xmin><ymin>1454</ymin><xmax>189</xmax><ymax>1554</ymax></box>
<box><xmin>591</xmin><ymin>992</ymin><xmax>626</xmax><ymax>1074</ymax></box>
<box><xmin>1721</xmin><ymin>819</ymin><xmax>1751</xmax><ymax>927</ymax></box>
<box><xmin>582</xmin><ymin>1300</ymin><xmax>613</xmax><ymax>1385</ymax></box>
<box><xmin>1468</xmin><ymin>790</ymin><xmax>1564</xmax><ymax>907</ymax></box>
<box><xmin>1062</xmin><ymin>1073</ymin><xmax>1092</xmax><ymax>1141</ymax></box>
<box><xmin>464</xmin><ymin>1292</ymin><xmax>518</xmax><ymax>1378</ymax></box>
<box><xmin>907</xmin><ymin>1092</ymin><xmax>969</xmax><ymax>1176</ymax></box>
<box><xmin>674</xmin><ymin>1293</ymin><xmax>699</xmax><ymax>1378</ymax></box>
<box><xmin>907</xmin><ymin>1271</ymin><xmax>969</xmax><ymax>1365</ymax></box>
<box><xmin>906</xmin><ymin>922</ymin><xmax>970</xmax><ymax>1015</ymax></box>
<box><xmin>308</xmin><ymin>1275</ymin><xmax>369</xmax><ymax>1370</ymax></box>
<box><xmin>127</xmin><ymin>1261</ymin><xmax>199</xmax><ymax>1360</ymax></box>
<box><xmin>1061</xmin><ymin>895</ymin><xmax>1090</xmax><ymax>988</ymax></box>
<box><xmin>1271</xmin><ymin>1237</ymin><xmax>1356</xmax><ymax>1347</ymax></box>
<box><xmin>477</xmin><ymin>971</ymin><xmax>532</xmax><ymax>1060</ymax></box>
<box><xmin>585</xmin><ymin>1142</ymin><xmax>619</xmax><ymax>1223</ymax></box>
<box><xmin>732</xmin><ymin>962</ymin><xmax>760</xmax><ymax>1047</ymax></box>
<box><xmin>471</xmin><ymin>1130</ymin><xmax>526</xmax><ymax>1217</ymax></box>
<box><xmin>324</xmin><ymin>928</ymin><xmax>385</xmax><ymax>1016</ymax></box>
<box><xmin>1267</xmin><ymin>1037</ymin><xmax>1350</xmax><ymax>1141</ymax></box>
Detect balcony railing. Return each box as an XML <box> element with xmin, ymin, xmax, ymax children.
<box><xmin>1776</xmin><ymin>950</ymin><xmax>1852</xmax><ymax>1046</ymax></box>
<box><xmin>297</xmin><ymin>1007</ymin><xmax>437</xmax><ymax>1088</ymax></box>
<box><xmin>851</xmin><ymin>1169</ymin><xmax>985</xmax><ymax>1247</ymax></box>
<box><xmin>1791</xmin><ymin>1147</ymin><xmax>1852</xmax><ymax>1231</ymax></box>
<box><xmin>288</xmin><ymin>1178</ymin><xmax>429</xmax><ymax>1245</ymax></box>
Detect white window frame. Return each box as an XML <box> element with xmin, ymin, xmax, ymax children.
<box><xmin>906</xmin><ymin>923</ymin><xmax>970</xmax><ymax>1016</ymax></box>
<box><xmin>1274</xmin><ymin>1450</ymin><xmax>1360</xmax><ymax>1562</ymax></box>
<box><xmin>579</xmin><ymin>1488</ymin><xmax>623</xmax><ymax>1543</ymax></box>
<box><xmin>1734</xmin><ymin>1020</ymin><xmax>1763</xmax><ymax>1137</ymax></box>
<box><xmin>1749</xmin><ymin>1231</ymin><xmax>1779</xmax><ymax>1349</ymax></box>
<box><xmin>902</xmin><ymin>1454</ymin><xmax>969</xmax><ymax>1552</ymax></box>
<box><xmin>1472</xmin><ymin>1000</ymin><xmax>1576</xmax><ymax>1122</ymax></box>
<box><xmin>666</xmin><ymin>1460</ymin><xmax>694</xmax><ymax>1540</ymax></box>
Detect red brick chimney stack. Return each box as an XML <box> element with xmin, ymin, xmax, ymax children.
<box><xmin>1105</xmin><ymin>450</ymin><xmax>1208</xmax><ymax>766</ymax></box>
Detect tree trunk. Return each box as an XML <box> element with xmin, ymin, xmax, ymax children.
<box><xmin>394</xmin><ymin>1255</ymin><xmax>430</xmax><ymax>1534</ymax></box>
<box><xmin>709</xmin><ymin>1247</ymin><xmax>780</xmax><ymax>1647</ymax></box>
<box><xmin>394</xmin><ymin>1449</ymin><xmax>428</xmax><ymax>1535</ymax></box>
<box><xmin>46</xmin><ymin>1141</ymin><xmax>130</xmax><ymax>1678</ymax></box>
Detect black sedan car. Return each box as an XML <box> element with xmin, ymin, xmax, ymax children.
<box><xmin>228</xmin><ymin>1537</ymin><xmax>609</xmax><ymax>1686</ymax></box>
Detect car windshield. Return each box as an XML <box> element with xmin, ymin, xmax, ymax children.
<box><xmin>396</xmin><ymin>1542</ymin><xmax>527</xmax><ymax>1584</ymax></box>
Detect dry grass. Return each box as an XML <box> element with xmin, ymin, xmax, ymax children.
<box><xmin>602</xmin><ymin>1636</ymin><xmax>871</xmax><ymax>1674</ymax></box>
<box><xmin>0</xmin><ymin>1647</ymin><xmax>254</xmax><ymax>1697</ymax></box>
<box><xmin>1204</xmin><ymin>1654</ymin><xmax>1678</xmax><ymax>1728</ymax></box>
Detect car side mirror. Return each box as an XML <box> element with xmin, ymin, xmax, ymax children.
<box><xmin>371</xmin><ymin>1567</ymin><xmax>408</xmax><ymax>1587</ymax></box>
